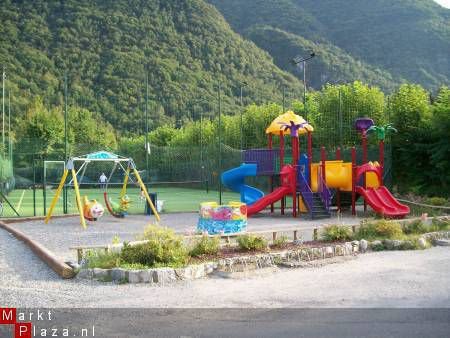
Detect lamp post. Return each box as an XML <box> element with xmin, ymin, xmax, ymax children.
<box><xmin>145</xmin><ymin>72</ymin><xmax>149</xmax><ymax>183</ymax></box>
<box><xmin>2</xmin><ymin>67</ymin><xmax>5</xmax><ymax>154</ymax></box>
<box><xmin>291</xmin><ymin>52</ymin><xmax>315</xmax><ymax>120</ymax></box>
<box><xmin>63</xmin><ymin>72</ymin><xmax>68</xmax><ymax>214</ymax></box>
<box><xmin>218</xmin><ymin>81</ymin><xmax>222</xmax><ymax>204</ymax></box>
<box><xmin>239</xmin><ymin>82</ymin><xmax>248</xmax><ymax>150</ymax></box>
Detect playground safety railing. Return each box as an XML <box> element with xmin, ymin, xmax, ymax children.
<box><xmin>318</xmin><ymin>172</ymin><xmax>332</xmax><ymax>212</ymax></box>
<box><xmin>297</xmin><ymin>170</ymin><xmax>314</xmax><ymax>218</ymax></box>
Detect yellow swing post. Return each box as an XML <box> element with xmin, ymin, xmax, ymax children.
<box><xmin>71</xmin><ymin>167</ymin><xmax>87</xmax><ymax>229</ymax></box>
<box><xmin>120</xmin><ymin>166</ymin><xmax>130</xmax><ymax>198</ymax></box>
<box><xmin>132</xmin><ymin>167</ymin><xmax>160</xmax><ymax>222</ymax></box>
<box><xmin>44</xmin><ymin>169</ymin><xmax>69</xmax><ymax>224</ymax></box>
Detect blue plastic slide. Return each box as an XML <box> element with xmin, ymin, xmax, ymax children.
<box><xmin>221</xmin><ymin>163</ymin><xmax>264</xmax><ymax>205</ymax></box>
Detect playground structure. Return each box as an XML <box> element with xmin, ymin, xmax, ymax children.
<box><xmin>221</xmin><ymin>111</ymin><xmax>410</xmax><ymax>219</ymax></box>
<box><xmin>44</xmin><ymin>151</ymin><xmax>160</xmax><ymax>228</ymax></box>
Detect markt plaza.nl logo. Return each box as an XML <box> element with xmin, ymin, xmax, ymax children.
<box><xmin>1</xmin><ymin>308</ymin><xmax>32</xmax><ymax>338</ymax></box>
<box><xmin>0</xmin><ymin>307</ymin><xmax>95</xmax><ymax>337</ymax></box>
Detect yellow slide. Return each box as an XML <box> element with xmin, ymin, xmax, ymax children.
<box><xmin>311</xmin><ymin>160</ymin><xmax>380</xmax><ymax>192</ymax></box>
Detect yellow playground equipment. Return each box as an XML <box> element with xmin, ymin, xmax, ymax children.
<box><xmin>310</xmin><ymin>160</ymin><xmax>380</xmax><ymax>192</ymax></box>
<box><xmin>44</xmin><ymin>151</ymin><xmax>159</xmax><ymax>228</ymax></box>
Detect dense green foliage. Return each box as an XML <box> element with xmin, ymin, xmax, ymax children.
<box><xmin>0</xmin><ymin>0</ymin><xmax>302</xmax><ymax>132</ymax></box>
<box><xmin>140</xmin><ymin>224</ymin><xmax>189</xmax><ymax>267</ymax></box>
<box><xmin>390</xmin><ymin>85</ymin><xmax>450</xmax><ymax>195</ymax></box>
<box><xmin>189</xmin><ymin>236</ymin><xmax>221</xmax><ymax>257</ymax></box>
<box><xmin>320</xmin><ymin>225</ymin><xmax>353</xmax><ymax>241</ymax></box>
<box><xmin>237</xmin><ymin>234</ymin><xmax>268</xmax><ymax>251</ymax></box>
<box><xmin>209</xmin><ymin>0</ymin><xmax>450</xmax><ymax>90</ymax></box>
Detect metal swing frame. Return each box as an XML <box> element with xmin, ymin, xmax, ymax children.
<box><xmin>44</xmin><ymin>152</ymin><xmax>159</xmax><ymax>229</ymax></box>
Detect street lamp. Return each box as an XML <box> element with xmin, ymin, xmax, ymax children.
<box><xmin>239</xmin><ymin>81</ymin><xmax>248</xmax><ymax>150</ymax></box>
<box><xmin>291</xmin><ymin>52</ymin><xmax>315</xmax><ymax>120</ymax></box>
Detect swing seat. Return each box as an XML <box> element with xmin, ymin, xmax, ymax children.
<box><xmin>104</xmin><ymin>192</ymin><xmax>126</xmax><ymax>218</ymax></box>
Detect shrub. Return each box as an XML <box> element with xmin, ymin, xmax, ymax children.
<box><xmin>374</xmin><ymin>220</ymin><xmax>403</xmax><ymax>239</ymax></box>
<box><xmin>237</xmin><ymin>234</ymin><xmax>268</xmax><ymax>251</ymax></box>
<box><xmin>430</xmin><ymin>217</ymin><xmax>450</xmax><ymax>232</ymax></box>
<box><xmin>189</xmin><ymin>236</ymin><xmax>220</xmax><ymax>257</ymax></box>
<box><xmin>402</xmin><ymin>220</ymin><xmax>428</xmax><ymax>234</ymax></box>
<box><xmin>120</xmin><ymin>242</ymin><xmax>156</xmax><ymax>267</ymax></box>
<box><xmin>139</xmin><ymin>224</ymin><xmax>189</xmax><ymax>267</ymax></box>
<box><xmin>272</xmin><ymin>235</ymin><xmax>289</xmax><ymax>248</ymax></box>
<box><xmin>86</xmin><ymin>250</ymin><xmax>120</xmax><ymax>269</ymax></box>
<box><xmin>425</xmin><ymin>197</ymin><xmax>448</xmax><ymax>206</ymax></box>
<box><xmin>320</xmin><ymin>225</ymin><xmax>353</xmax><ymax>241</ymax></box>
<box><xmin>356</xmin><ymin>220</ymin><xmax>403</xmax><ymax>240</ymax></box>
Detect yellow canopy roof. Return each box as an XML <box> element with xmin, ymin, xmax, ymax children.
<box><xmin>265</xmin><ymin>110</ymin><xmax>314</xmax><ymax>136</ymax></box>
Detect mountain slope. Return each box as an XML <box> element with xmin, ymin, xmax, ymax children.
<box><xmin>245</xmin><ymin>25</ymin><xmax>401</xmax><ymax>91</ymax></box>
<box><xmin>209</xmin><ymin>0</ymin><xmax>450</xmax><ymax>90</ymax></box>
<box><xmin>0</xmin><ymin>0</ymin><xmax>302</xmax><ymax>132</ymax></box>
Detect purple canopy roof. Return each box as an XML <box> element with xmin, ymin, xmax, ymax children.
<box><xmin>355</xmin><ymin>118</ymin><xmax>374</xmax><ymax>134</ymax></box>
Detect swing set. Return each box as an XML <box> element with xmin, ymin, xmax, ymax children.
<box><xmin>44</xmin><ymin>151</ymin><xmax>160</xmax><ymax>228</ymax></box>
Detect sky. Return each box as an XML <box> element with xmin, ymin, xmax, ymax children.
<box><xmin>434</xmin><ymin>0</ymin><xmax>450</xmax><ymax>8</ymax></box>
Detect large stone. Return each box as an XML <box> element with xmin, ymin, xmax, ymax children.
<box><xmin>140</xmin><ymin>270</ymin><xmax>154</xmax><ymax>283</ymax></box>
<box><xmin>383</xmin><ymin>239</ymin><xmax>403</xmax><ymax>250</ymax></box>
<box><xmin>204</xmin><ymin>262</ymin><xmax>217</xmax><ymax>274</ymax></box>
<box><xmin>370</xmin><ymin>240</ymin><xmax>383</xmax><ymax>251</ymax></box>
<box><xmin>191</xmin><ymin>264</ymin><xmax>206</xmax><ymax>279</ymax></box>
<box><xmin>111</xmin><ymin>268</ymin><xmax>126</xmax><ymax>281</ymax></box>
<box><xmin>433</xmin><ymin>239</ymin><xmax>450</xmax><ymax>246</ymax></box>
<box><xmin>174</xmin><ymin>267</ymin><xmax>193</xmax><ymax>280</ymax></box>
<box><xmin>344</xmin><ymin>243</ymin><xmax>353</xmax><ymax>255</ymax></box>
<box><xmin>359</xmin><ymin>240</ymin><xmax>368</xmax><ymax>253</ymax></box>
<box><xmin>417</xmin><ymin>237</ymin><xmax>428</xmax><ymax>249</ymax></box>
<box><xmin>324</xmin><ymin>246</ymin><xmax>334</xmax><ymax>258</ymax></box>
<box><xmin>335</xmin><ymin>245</ymin><xmax>344</xmax><ymax>256</ymax></box>
<box><xmin>153</xmin><ymin>268</ymin><xmax>177</xmax><ymax>285</ymax></box>
<box><xmin>128</xmin><ymin>270</ymin><xmax>141</xmax><ymax>283</ymax></box>
<box><xmin>351</xmin><ymin>240</ymin><xmax>359</xmax><ymax>252</ymax></box>
<box><xmin>77</xmin><ymin>269</ymin><xmax>93</xmax><ymax>279</ymax></box>
<box><xmin>93</xmin><ymin>268</ymin><xmax>109</xmax><ymax>279</ymax></box>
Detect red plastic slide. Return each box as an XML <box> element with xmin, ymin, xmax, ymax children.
<box><xmin>247</xmin><ymin>186</ymin><xmax>291</xmax><ymax>217</ymax></box>
<box><xmin>356</xmin><ymin>185</ymin><xmax>410</xmax><ymax>218</ymax></box>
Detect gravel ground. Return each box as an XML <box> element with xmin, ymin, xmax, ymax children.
<box><xmin>9</xmin><ymin>212</ymin><xmax>364</xmax><ymax>261</ymax></box>
<box><xmin>1</xmin><ymin>224</ymin><xmax>449</xmax><ymax>308</ymax></box>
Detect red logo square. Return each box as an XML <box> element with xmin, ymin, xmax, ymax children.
<box><xmin>15</xmin><ymin>322</ymin><xmax>32</xmax><ymax>338</ymax></box>
<box><xmin>0</xmin><ymin>308</ymin><xmax>16</xmax><ymax>324</ymax></box>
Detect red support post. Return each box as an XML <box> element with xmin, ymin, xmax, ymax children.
<box><xmin>307</xmin><ymin>131</ymin><xmax>312</xmax><ymax>186</ymax></box>
<box><xmin>362</xmin><ymin>133</ymin><xmax>368</xmax><ymax>212</ymax></box>
<box><xmin>336</xmin><ymin>147</ymin><xmax>341</xmax><ymax>212</ymax></box>
<box><xmin>320</xmin><ymin>146</ymin><xmax>326</xmax><ymax>183</ymax></box>
<box><xmin>362</xmin><ymin>133</ymin><xmax>368</xmax><ymax>164</ymax></box>
<box><xmin>292</xmin><ymin>136</ymin><xmax>299</xmax><ymax>217</ymax></box>
<box><xmin>351</xmin><ymin>147</ymin><xmax>356</xmax><ymax>216</ymax></box>
<box><xmin>268</xmin><ymin>134</ymin><xmax>274</xmax><ymax>213</ymax></box>
<box><xmin>279</xmin><ymin>131</ymin><xmax>285</xmax><ymax>215</ymax></box>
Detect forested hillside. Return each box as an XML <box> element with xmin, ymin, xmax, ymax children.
<box><xmin>245</xmin><ymin>26</ymin><xmax>401</xmax><ymax>92</ymax></box>
<box><xmin>209</xmin><ymin>0</ymin><xmax>450</xmax><ymax>91</ymax></box>
<box><xmin>0</xmin><ymin>0</ymin><xmax>302</xmax><ymax>132</ymax></box>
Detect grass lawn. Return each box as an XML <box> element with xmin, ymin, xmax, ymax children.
<box><xmin>1</xmin><ymin>186</ymin><xmax>241</xmax><ymax>217</ymax></box>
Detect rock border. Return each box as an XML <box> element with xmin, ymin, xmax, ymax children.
<box><xmin>77</xmin><ymin>242</ymin><xmax>357</xmax><ymax>284</ymax></box>
<box><xmin>77</xmin><ymin>230</ymin><xmax>450</xmax><ymax>285</ymax></box>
